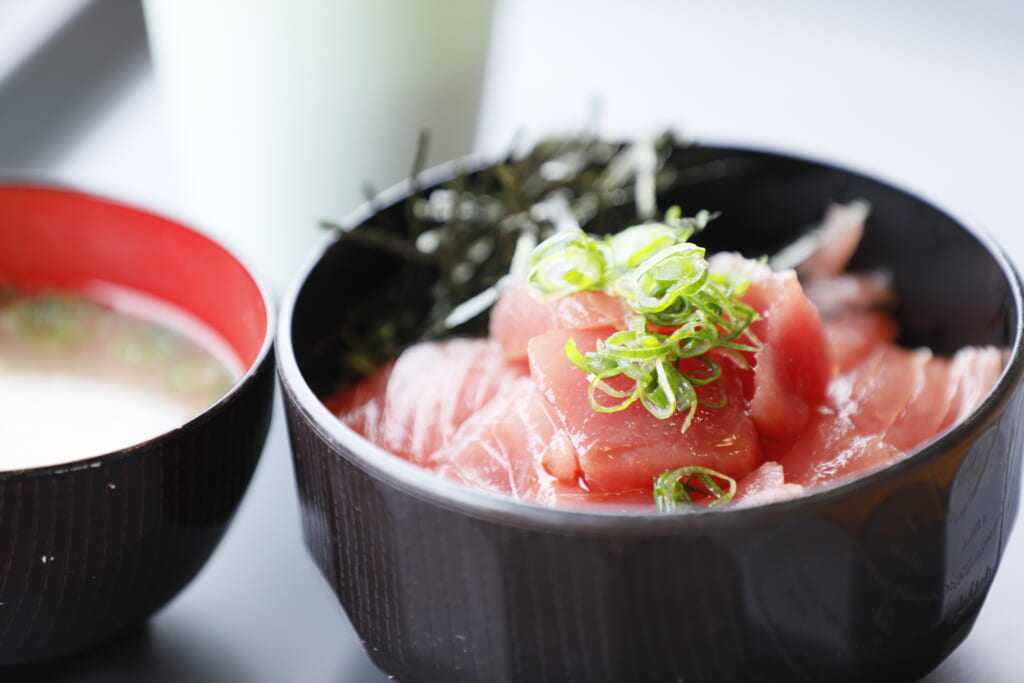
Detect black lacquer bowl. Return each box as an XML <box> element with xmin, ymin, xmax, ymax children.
<box><xmin>278</xmin><ymin>145</ymin><xmax>1024</xmax><ymax>682</ymax></box>
<box><xmin>0</xmin><ymin>184</ymin><xmax>275</xmax><ymax>666</ymax></box>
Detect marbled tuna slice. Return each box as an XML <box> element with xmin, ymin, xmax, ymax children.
<box><xmin>884</xmin><ymin>354</ymin><xmax>954</xmax><ymax>451</ymax></box>
<box><xmin>769</xmin><ymin>344</ymin><xmax>972</xmax><ymax>489</ymax></box>
<box><xmin>836</xmin><ymin>345</ymin><xmax>931</xmax><ymax>435</ymax></box>
<box><xmin>329</xmin><ymin>338</ymin><xmax>528</xmax><ymax>466</ymax></box>
<box><xmin>938</xmin><ymin>346</ymin><xmax>1006</xmax><ymax>431</ymax></box>
<box><xmin>430</xmin><ymin>377</ymin><xmax>584</xmax><ymax>504</ymax></box>
<box><xmin>767</xmin><ymin>407</ymin><xmax>903</xmax><ymax>488</ymax></box>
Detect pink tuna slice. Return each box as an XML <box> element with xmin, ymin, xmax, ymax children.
<box><xmin>834</xmin><ymin>345</ymin><xmax>931</xmax><ymax>435</ymax></box>
<box><xmin>324</xmin><ymin>358</ymin><xmax>393</xmax><ymax>444</ymax></box>
<box><xmin>329</xmin><ymin>338</ymin><xmax>528</xmax><ymax>466</ymax></box>
<box><xmin>768</xmin><ymin>345</ymin><xmax>938</xmax><ymax>488</ymax></box>
<box><xmin>884</xmin><ymin>354</ymin><xmax>954</xmax><ymax>451</ymax></box>
<box><xmin>430</xmin><ymin>377</ymin><xmax>586</xmax><ymax>504</ymax></box>
<box><xmin>823</xmin><ymin>310</ymin><xmax>899</xmax><ymax>374</ymax></box>
<box><xmin>741</xmin><ymin>271</ymin><xmax>832</xmax><ymax>439</ymax></box>
<box><xmin>802</xmin><ymin>272</ymin><xmax>896</xmax><ymax>316</ymax></box>
<box><xmin>938</xmin><ymin>346</ymin><xmax>1005</xmax><ymax>432</ymax></box>
<box><xmin>767</xmin><ymin>406</ymin><xmax>903</xmax><ymax>488</ymax></box>
<box><xmin>489</xmin><ymin>282</ymin><xmax>630</xmax><ymax>362</ymax></box>
<box><xmin>733</xmin><ymin>461</ymin><xmax>804</xmax><ymax>507</ymax></box>
<box><xmin>795</xmin><ymin>201</ymin><xmax>868</xmax><ymax>279</ymax></box>
<box><xmin>528</xmin><ymin>328</ymin><xmax>762</xmax><ymax>492</ymax></box>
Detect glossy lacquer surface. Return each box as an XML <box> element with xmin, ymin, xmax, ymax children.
<box><xmin>0</xmin><ymin>185</ymin><xmax>275</xmax><ymax>668</ymax></box>
<box><xmin>0</xmin><ymin>359</ymin><xmax>274</xmax><ymax>666</ymax></box>
<box><xmin>280</xmin><ymin>146</ymin><xmax>1024</xmax><ymax>682</ymax></box>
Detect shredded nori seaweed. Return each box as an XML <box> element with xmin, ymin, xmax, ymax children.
<box><xmin>320</xmin><ymin>131</ymin><xmax>698</xmax><ymax>387</ymax></box>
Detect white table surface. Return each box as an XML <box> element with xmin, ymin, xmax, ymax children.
<box><xmin>25</xmin><ymin>1</ymin><xmax>1024</xmax><ymax>680</ymax></box>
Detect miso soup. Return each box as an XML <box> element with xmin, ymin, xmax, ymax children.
<box><xmin>0</xmin><ymin>285</ymin><xmax>239</xmax><ymax>469</ymax></box>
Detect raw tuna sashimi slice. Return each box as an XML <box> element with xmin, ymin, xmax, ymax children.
<box><xmin>488</xmin><ymin>283</ymin><xmax>558</xmax><ymax>361</ymax></box>
<box><xmin>769</xmin><ymin>345</ymin><xmax>926</xmax><ymax>487</ymax></box>
<box><xmin>768</xmin><ymin>341</ymin><xmax>999</xmax><ymax>489</ymax></box>
<box><xmin>794</xmin><ymin>200</ymin><xmax>868</xmax><ymax>278</ymax></box>
<box><xmin>489</xmin><ymin>282</ymin><xmax>630</xmax><ymax>362</ymax></box>
<box><xmin>330</xmin><ymin>338</ymin><xmax>528</xmax><ymax>465</ymax></box>
<box><xmin>884</xmin><ymin>354</ymin><xmax>954</xmax><ymax>451</ymax></box>
<box><xmin>823</xmin><ymin>310</ymin><xmax>899</xmax><ymax>374</ymax></box>
<box><xmin>430</xmin><ymin>377</ymin><xmax>585</xmax><ymax>504</ymax></box>
<box><xmin>323</xmin><ymin>358</ymin><xmax>393</xmax><ymax>443</ymax></box>
<box><xmin>833</xmin><ymin>345</ymin><xmax>931</xmax><ymax>435</ymax></box>
<box><xmin>741</xmin><ymin>271</ymin><xmax>831</xmax><ymax>439</ymax></box>
<box><xmin>802</xmin><ymin>272</ymin><xmax>896</xmax><ymax>316</ymax></box>
<box><xmin>733</xmin><ymin>461</ymin><xmax>804</xmax><ymax>507</ymax></box>
<box><xmin>938</xmin><ymin>346</ymin><xmax>1005</xmax><ymax>432</ymax></box>
<box><xmin>766</xmin><ymin>407</ymin><xmax>904</xmax><ymax>488</ymax></box>
<box><xmin>528</xmin><ymin>328</ymin><xmax>762</xmax><ymax>492</ymax></box>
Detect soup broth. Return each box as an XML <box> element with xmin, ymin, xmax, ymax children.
<box><xmin>0</xmin><ymin>286</ymin><xmax>238</xmax><ymax>470</ymax></box>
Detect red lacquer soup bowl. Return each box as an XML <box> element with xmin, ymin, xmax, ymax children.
<box><xmin>0</xmin><ymin>183</ymin><xmax>274</xmax><ymax>666</ymax></box>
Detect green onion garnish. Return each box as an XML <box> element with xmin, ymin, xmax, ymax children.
<box><xmin>527</xmin><ymin>207</ymin><xmax>761</xmax><ymax>425</ymax></box>
<box><xmin>11</xmin><ymin>293</ymin><xmax>83</xmax><ymax>350</ymax></box>
<box><xmin>653</xmin><ymin>466</ymin><xmax>737</xmax><ymax>511</ymax></box>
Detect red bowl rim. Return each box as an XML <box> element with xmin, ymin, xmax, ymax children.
<box><xmin>0</xmin><ymin>177</ymin><xmax>276</xmax><ymax>481</ymax></box>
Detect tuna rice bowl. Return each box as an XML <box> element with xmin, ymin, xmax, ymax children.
<box><xmin>318</xmin><ymin>135</ymin><xmax>1006</xmax><ymax>512</ymax></box>
<box><xmin>278</xmin><ymin>137</ymin><xmax>1024</xmax><ymax>682</ymax></box>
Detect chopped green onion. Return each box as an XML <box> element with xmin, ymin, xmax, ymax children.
<box><xmin>11</xmin><ymin>293</ymin><xmax>82</xmax><ymax>350</ymax></box>
<box><xmin>528</xmin><ymin>207</ymin><xmax>761</xmax><ymax>425</ymax></box>
<box><xmin>527</xmin><ymin>231</ymin><xmax>606</xmax><ymax>299</ymax></box>
<box><xmin>653</xmin><ymin>466</ymin><xmax>737</xmax><ymax>511</ymax></box>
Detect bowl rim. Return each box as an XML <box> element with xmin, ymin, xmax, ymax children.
<box><xmin>276</xmin><ymin>142</ymin><xmax>1024</xmax><ymax>533</ymax></box>
<box><xmin>0</xmin><ymin>177</ymin><xmax>277</xmax><ymax>481</ymax></box>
